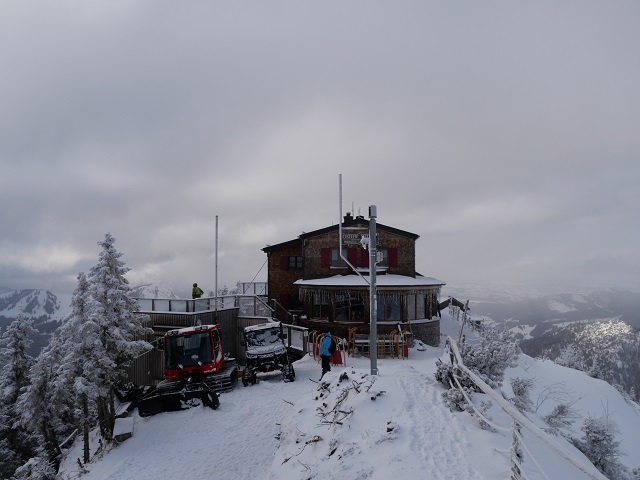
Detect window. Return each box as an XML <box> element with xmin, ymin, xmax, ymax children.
<box><xmin>288</xmin><ymin>256</ymin><xmax>303</xmax><ymax>269</ymax></box>
<box><xmin>416</xmin><ymin>294</ymin><xmax>426</xmax><ymax>319</ymax></box>
<box><xmin>335</xmin><ymin>294</ymin><xmax>365</xmax><ymax>321</ymax></box>
<box><xmin>331</xmin><ymin>248</ymin><xmax>347</xmax><ymax>267</ymax></box>
<box><xmin>312</xmin><ymin>293</ymin><xmax>331</xmax><ymax>319</ymax></box>
<box><xmin>406</xmin><ymin>294</ymin><xmax>416</xmax><ymax>320</ymax></box>
<box><xmin>375</xmin><ymin>248</ymin><xmax>398</xmax><ymax>268</ymax></box>
<box><xmin>404</xmin><ymin>294</ymin><xmax>426</xmax><ymax>321</ymax></box>
<box><xmin>376</xmin><ymin>295</ymin><xmax>401</xmax><ymax>321</ymax></box>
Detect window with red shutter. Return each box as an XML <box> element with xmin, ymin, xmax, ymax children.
<box><xmin>280</xmin><ymin>256</ymin><xmax>289</xmax><ymax>270</ymax></box>
<box><xmin>347</xmin><ymin>248</ymin><xmax>357</xmax><ymax>266</ymax></box>
<box><xmin>388</xmin><ymin>248</ymin><xmax>398</xmax><ymax>268</ymax></box>
<box><xmin>321</xmin><ymin>248</ymin><xmax>331</xmax><ymax>268</ymax></box>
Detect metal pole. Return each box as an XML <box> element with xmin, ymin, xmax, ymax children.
<box><xmin>369</xmin><ymin>205</ymin><xmax>378</xmax><ymax>376</ymax></box>
<box><xmin>339</xmin><ymin>174</ymin><xmax>343</xmax><ymax>259</ymax></box>
<box><xmin>215</xmin><ymin>215</ymin><xmax>219</xmax><ymax>316</ymax></box>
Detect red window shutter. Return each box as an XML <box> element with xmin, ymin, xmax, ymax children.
<box><xmin>321</xmin><ymin>248</ymin><xmax>330</xmax><ymax>268</ymax></box>
<box><xmin>280</xmin><ymin>294</ymin><xmax>289</xmax><ymax>308</ymax></box>
<box><xmin>280</xmin><ymin>256</ymin><xmax>289</xmax><ymax>270</ymax></box>
<box><xmin>347</xmin><ymin>248</ymin><xmax>357</xmax><ymax>266</ymax></box>
<box><xmin>388</xmin><ymin>248</ymin><xmax>398</xmax><ymax>268</ymax></box>
<box><xmin>362</xmin><ymin>247</ymin><xmax>369</xmax><ymax>268</ymax></box>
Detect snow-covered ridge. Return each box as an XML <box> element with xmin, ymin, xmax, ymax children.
<box><xmin>129</xmin><ymin>282</ymin><xmax>180</xmax><ymax>300</ymax></box>
<box><xmin>57</xmin><ymin>312</ymin><xmax>640</xmax><ymax>480</ymax></box>
<box><xmin>0</xmin><ymin>289</ymin><xmax>72</xmax><ymax>323</ymax></box>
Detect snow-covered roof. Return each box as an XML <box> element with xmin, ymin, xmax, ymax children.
<box><xmin>294</xmin><ymin>274</ymin><xmax>445</xmax><ymax>288</ymax></box>
<box><xmin>244</xmin><ymin>321</ymin><xmax>280</xmax><ymax>332</ymax></box>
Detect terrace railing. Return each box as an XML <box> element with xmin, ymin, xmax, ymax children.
<box><xmin>134</xmin><ymin>295</ymin><xmax>274</xmax><ymax>318</ymax></box>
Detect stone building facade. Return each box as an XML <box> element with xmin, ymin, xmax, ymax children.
<box><xmin>262</xmin><ymin>213</ymin><xmax>445</xmax><ymax>346</ymax></box>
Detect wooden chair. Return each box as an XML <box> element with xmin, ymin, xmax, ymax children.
<box><xmin>347</xmin><ymin>327</ymin><xmax>358</xmax><ymax>356</ymax></box>
<box><xmin>399</xmin><ymin>330</ymin><xmax>409</xmax><ymax>359</ymax></box>
<box><xmin>331</xmin><ymin>335</ymin><xmax>345</xmax><ymax>366</ymax></box>
<box><xmin>377</xmin><ymin>334</ymin><xmax>387</xmax><ymax>359</ymax></box>
<box><xmin>390</xmin><ymin>330</ymin><xmax>400</xmax><ymax>358</ymax></box>
<box><xmin>308</xmin><ymin>330</ymin><xmax>318</xmax><ymax>360</ymax></box>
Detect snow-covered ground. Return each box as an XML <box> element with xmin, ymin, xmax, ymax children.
<box><xmin>58</xmin><ymin>313</ymin><xmax>640</xmax><ymax>480</ymax></box>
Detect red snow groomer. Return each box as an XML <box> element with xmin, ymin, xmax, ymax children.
<box><xmin>137</xmin><ymin>324</ymin><xmax>238</xmax><ymax>416</ymax></box>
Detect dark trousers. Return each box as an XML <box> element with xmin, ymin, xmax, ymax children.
<box><xmin>321</xmin><ymin>354</ymin><xmax>331</xmax><ymax>374</ymax></box>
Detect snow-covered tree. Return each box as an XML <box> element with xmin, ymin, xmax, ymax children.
<box><xmin>15</xmin><ymin>333</ymin><xmax>75</xmax><ymax>470</ymax></box>
<box><xmin>460</xmin><ymin>328</ymin><xmax>517</xmax><ymax>388</ymax></box>
<box><xmin>544</xmin><ymin>403</ymin><xmax>579</xmax><ymax>431</ymax></box>
<box><xmin>84</xmin><ymin>233</ymin><xmax>151</xmax><ymax>441</ymax></box>
<box><xmin>0</xmin><ymin>311</ymin><xmax>37</xmax><ymax>404</ymax></box>
<box><xmin>0</xmin><ymin>312</ymin><xmax>38</xmax><ymax>478</ymax></box>
<box><xmin>58</xmin><ymin>271</ymin><xmax>97</xmax><ymax>463</ymax></box>
<box><xmin>572</xmin><ymin>414</ymin><xmax>629</xmax><ymax>479</ymax></box>
<box><xmin>509</xmin><ymin>377</ymin><xmax>535</xmax><ymax>413</ymax></box>
<box><xmin>554</xmin><ymin>343</ymin><xmax>583</xmax><ymax>370</ymax></box>
<box><xmin>11</xmin><ymin>455</ymin><xmax>57</xmax><ymax>480</ymax></box>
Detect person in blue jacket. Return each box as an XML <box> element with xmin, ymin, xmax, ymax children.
<box><xmin>320</xmin><ymin>331</ymin><xmax>333</xmax><ymax>379</ymax></box>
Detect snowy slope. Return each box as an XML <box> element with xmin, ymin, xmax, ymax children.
<box><xmin>0</xmin><ymin>289</ymin><xmax>71</xmax><ymax>323</ymax></box>
<box><xmin>129</xmin><ymin>282</ymin><xmax>181</xmax><ymax>300</ymax></box>
<box><xmin>57</xmin><ymin>313</ymin><xmax>640</xmax><ymax>480</ymax></box>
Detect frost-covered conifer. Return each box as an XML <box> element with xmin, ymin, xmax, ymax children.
<box><xmin>16</xmin><ymin>332</ymin><xmax>76</xmax><ymax>471</ymax></box>
<box><xmin>85</xmin><ymin>233</ymin><xmax>151</xmax><ymax>441</ymax></box>
<box><xmin>460</xmin><ymin>328</ymin><xmax>517</xmax><ymax>388</ymax></box>
<box><xmin>11</xmin><ymin>455</ymin><xmax>57</xmax><ymax>480</ymax></box>
<box><xmin>554</xmin><ymin>344</ymin><xmax>583</xmax><ymax>370</ymax></box>
<box><xmin>59</xmin><ymin>271</ymin><xmax>97</xmax><ymax>463</ymax></box>
<box><xmin>573</xmin><ymin>415</ymin><xmax>629</xmax><ymax>479</ymax></box>
<box><xmin>0</xmin><ymin>312</ymin><xmax>38</xmax><ymax>478</ymax></box>
<box><xmin>0</xmin><ymin>311</ymin><xmax>37</xmax><ymax>404</ymax></box>
<box><xmin>509</xmin><ymin>377</ymin><xmax>535</xmax><ymax>413</ymax></box>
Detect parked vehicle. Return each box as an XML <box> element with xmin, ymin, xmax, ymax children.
<box><xmin>137</xmin><ymin>324</ymin><xmax>237</xmax><ymax>416</ymax></box>
<box><xmin>241</xmin><ymin>322</ymin><xmax>295</xmax><ymax>386</ymax></box>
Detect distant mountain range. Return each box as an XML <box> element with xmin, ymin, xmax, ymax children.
<box><xmin>129</xmin><ymin>282</ymin><xmax>181</xmax><ymax>300</ymax></box>
<box><xmin>0</xmin><ymin>283</ymin><xmax>181</xmax><ymax>355</ymax></box>
<box><xmin>0</xmin><ymin>288</ymin><xmax>72</xmax><ymax>355</ymax></box>
<box><xmin>444</xmin><ymin>286</ymin><xmax>640</xmax><ymax>339</ymax></box>
<box><xmin>443</xmin><ymin>285</ymin><xmax>640</xmax><ymax>403</ymax></box>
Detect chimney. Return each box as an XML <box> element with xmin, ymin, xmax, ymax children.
<box><xmin>343</xmin><ymin>212</ymin><xmax>353</xmax><ymax>223</ymax></box>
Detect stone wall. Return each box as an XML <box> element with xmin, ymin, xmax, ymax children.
<box><xmin>410</xmin><ymin>318</ymin><xmax>440</xmax><ymax>347</ymax></box>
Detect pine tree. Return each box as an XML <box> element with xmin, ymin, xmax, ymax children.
<box><xmin>0</xmin><ymin>312</ymin><xmax>38</xmax><ymax>478</ymax></box>
<box><xmin>16</xmin><ymin>332</ymin><xmax>77</xmax><ymax>471</ymax></box>
<box><xmin>573</xmin><ymin>414</ymin><xmax>629</xmax><ymax>479</ymax></box>
<box><xmin>58</xmin><ymin>271</ymin><xmax>97</xmax><ymax>464</ymax></box>
<box><xmin>12</xmin><ymin>456</ymin><xmax>57</xmax><ymax>480</ymax></box>
<box><xmin>85</xmin><ymin>233</ymin><xmax>151</xmax><ymax>442</ymax></box>
<box><xmin>460</xmin><ymin>328</ymin><xmax>517</xmax><ymax>388</ymax></box>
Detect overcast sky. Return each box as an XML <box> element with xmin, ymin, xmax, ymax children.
<box><xmin>1</xmin><ymin>1</ymin><xmax>639</xmax><ymax>298</ymax></box>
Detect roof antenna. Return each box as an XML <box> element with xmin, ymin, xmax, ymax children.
<box><xmin>338</xmin><ymin>174</ymin><xmax>368</xmax><ymax>283</ymax></box>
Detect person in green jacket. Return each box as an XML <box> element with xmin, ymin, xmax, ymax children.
<box><xmin>192</xmin><ymin>283</ymin><xmax>204</xmax><ymax>299</ymax></box>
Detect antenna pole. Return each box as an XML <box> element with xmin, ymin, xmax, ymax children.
<box><xmin>215</xmin><ymin>215</ymin><xmax>218</xmax><ymax>315</ymax></box>
<box><xmin>369</xmin><ymin>205</ymin><xmax>378</xmax><ymax>376</ymax></box>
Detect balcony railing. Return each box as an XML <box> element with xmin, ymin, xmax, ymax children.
<box><xmin>134</xmin><ymin>295</ymin><xmax>274</xmax><ymax>317</ymax></box>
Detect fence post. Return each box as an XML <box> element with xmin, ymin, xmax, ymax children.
<box><xmin>511</xmin><ymin>421</ymin><xmax>523</xmax><ymax>480</ymax></box>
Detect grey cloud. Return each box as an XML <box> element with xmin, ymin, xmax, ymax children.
<box><xmin>1</xmin><ymin>1</ymin><xmax>639</xmax><ymax>295</ymax></box>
